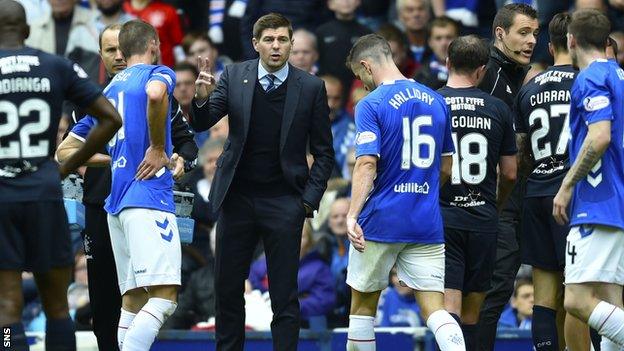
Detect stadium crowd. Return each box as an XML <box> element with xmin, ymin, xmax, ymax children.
<box><xmin>5</xmin><ymin>0</ymin><xmax>624</xmax><ymax>350</ymax></box>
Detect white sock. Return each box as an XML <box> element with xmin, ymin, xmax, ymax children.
<box><xmin>588</xmin><ymin>301</ymin><xmax>624</xmax><ymax>346</ymax></box>
<box><xmin>601</xmin><ymin>337</ymin><xmax>620</xmax><ymax>351</ymax></box>
<box><xmin>118</xmin><ymin>309</ymin><xmax>136</xmax><ymax>350</ymax></box>
<box><xmin>346</xmin><ymin>315</ymin><xmax>376</xmax><ymax>351</ymax></box>
<box><xmin>426</xmin><ymin>310</ymin><xmax>466</xmax><ymax>351</ymax></box>
<box><xmin>122</xmin><ymin>298</ymin><xmax>177</xmax><ymax>351</ymax></box>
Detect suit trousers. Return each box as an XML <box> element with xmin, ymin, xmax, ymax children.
<box><xmin>83</xmin><ymin>204</ymin><xmax>122</xmax><ymax>351</ymax></box>
<box><xmin>214</xmin><ymin>189</ymin><xmax>306</xmax><ymax>351</ymax></box>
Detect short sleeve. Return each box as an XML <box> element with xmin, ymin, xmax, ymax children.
<box><xmin>441</xmin><ymin>105</ymin><xmax>455</xmax><ymax>156</ymax></box>
<box><xmin>499</xmin><ymin>103</ymin><xmax>518</xmax><ymax>156</ymax></box>
<box><xmin>69</xmin><ymin>115</ymin><xmax>96</xmax><ymax>142</ymax></box>
<box><xmin>148</xmin><ymin>66</ymin><xmax>177</xmax><ymax>96</ymax></box>
<box><xmin>354</xmin><ymin>100</ymin><xmax>381</xmax><ymax>158</ymax></box>
<box><xmin>62</xmin><ymin>59</ymin><xmax>102</xmax><ymax>109</ymax></box>
<box><xmin>578</xmin><ymin>72</ymin><xmax>613</xmax><ymax>125</ymax></box>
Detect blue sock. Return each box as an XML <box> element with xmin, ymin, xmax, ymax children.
<box><xmin>461</xmin><ymin>323</ymin><xmax>477</xmax><ymax>351</ymax></box>
<box><xmin>532</xmin><ymin>305</ymin><xmax>558</xmax><ymax>351</ymax></box>
<box><xmin>45</xmin><ymin>317</ymin><xmax>76</xmax><ymax>351</ymax></box>
<box><xmin>2</xmin><ymin>322</ymin><xmax>28</xmax><ymax>351</ymax></box>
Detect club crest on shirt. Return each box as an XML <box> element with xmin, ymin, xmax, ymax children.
<box><xmin>356</xmin><ymin>131</ymin><xmax>377</xmax><ymax>145</ymax></box>
<box><xmin>583</xmin><ymin>95</ymin><xmax>610</xmax><ymax>111</ymax></box>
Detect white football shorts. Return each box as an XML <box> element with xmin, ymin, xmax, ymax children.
<box><xmin>346</xmin><ymin>240</ymin><xmax>445</xmax><ymax>293</ymax></box>
<box><xmin>565</xmin><ymin>224</ymin><xmax>624</xmax><ymax>285</ymax></box>
<box><xmin>107</xmin><ymin>208</ymin><xmax>181</xmax><ymax>295</ymax></box>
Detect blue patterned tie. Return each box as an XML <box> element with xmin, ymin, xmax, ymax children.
<box><xmin>265</xmin><ymin>74</ymin><xmax>277</xmax><ymax>93</ymax></box>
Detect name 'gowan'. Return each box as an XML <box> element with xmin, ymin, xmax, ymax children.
<box><xmin>388</xmin><ymin>87</ymin><xmax>435</xmax><ymax>109</ymax></box>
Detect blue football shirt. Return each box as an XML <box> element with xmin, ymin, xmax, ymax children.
<box><xmin>569</xmin><ymin>59</ymin><xmax>624</xmax><ymax>230</ymax></box>
<box><xmin>70</xmin><ymin>64</ymin><xmax>176</xmax><ymax>215</ymax></box>
<box><xmin>355</xmin><ymin>79</ymin><xmax>454</xmax><ymax>243</ymax></box>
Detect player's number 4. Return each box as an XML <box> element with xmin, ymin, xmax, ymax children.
<box><xmin>401</xmin><ymin>115</ymin><xmax>435</xmax><ymax>169</ymax></box>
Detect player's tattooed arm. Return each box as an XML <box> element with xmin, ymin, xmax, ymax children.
<box><xmin>515</xmin><ymin>133</ymin><xmax>532</xmax><ymax>176</ymax></box>
<box><xmin>346</xmin><ymin>155</ymin><xmax>377</xmax><ymax>252</ymax></box>
<box><xmin>561</xmin><ymin>120</ymin><xmax>612</xmax><ymax>189</ymax></box>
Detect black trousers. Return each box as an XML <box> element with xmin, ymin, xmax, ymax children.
<box><xmin>83</xmin><ymin>203</ymin><xmax>121</xmax><ymax>351</ymax></box>
<box><xmin>476</xmin><ymin>214</ymin><xmax>521</xmax><ymax>351</ymax></box>
<box><xmin>214</xmin><ymin>190</ymin><xmax>305</xmax><ymax>351</ymax></box>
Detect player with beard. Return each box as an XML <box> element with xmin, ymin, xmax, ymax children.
<box><xmin>514</xmin><ymin>13</ymin><xmax>593</xmax><ymax>351</ymax></box>
<box><xmin>438</xmin><ymin>35</ymin><xmax>517</xmax><ymax>351</ymax></box>
<box><xmin>553</xmin><ymin>9</ymin><xmax>624</xmax><ymax>351</ymax></box>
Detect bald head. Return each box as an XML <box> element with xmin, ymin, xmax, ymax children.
<box><xmin>0</xmin><ymin>0</ymin><xmax>29</xmax><ymax>45</ymax></box>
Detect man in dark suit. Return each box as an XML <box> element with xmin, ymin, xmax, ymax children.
<box><xmin>191</xmin><ymin>12</ymin><xmax>334</xmax><ymax>351</ymax></box>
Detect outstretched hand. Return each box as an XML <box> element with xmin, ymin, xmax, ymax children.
<box><xmin>195</xmin><ymin>56</ymin><xmax>216</xmax><ymax>101</ymax></box>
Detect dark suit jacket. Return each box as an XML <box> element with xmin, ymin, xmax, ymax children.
<box><xmin>190</xmin><ymin>59</ymin><xmax>334</xmax><ymax>212</ymax></box>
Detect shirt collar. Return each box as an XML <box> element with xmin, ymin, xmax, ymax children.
<box><xmin>258</xmin><ymin>60</ymin><xmax>289</xmax><ymax>83</ymax></box>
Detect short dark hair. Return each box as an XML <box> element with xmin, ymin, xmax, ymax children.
<box><xmin>428</xmin><ymin>16</ymin><xmax>460</xmax><ymax>37</ymax></box>
<box><xmin>119</xmin><ymin>20</ymin><xmax>158</xmax><ymax>58</ymax></box>
<box><xmin>447</xmin><ymin>35</ymin><xmax>489</xmax><ymax>74</ymax></box>
<box><xmin>252</xmin><ymin>13</ymin><xmax>293</xmax><ymax>39</ymax></box>
<box><xmin>346</xmin><ymin>34</ymin><xmax>393</xmax><ymax>71</ymax></box>
<box><xmin>99</xmin><ymin>23</ymin><xmax>123</xmax><ymax>50</ymax></box>
<box><xmin>513</xmin><ymin>278</ymin><xmax>533</xmax><ymax>297</ymax></box>
<box><xmin>181</xmin><ymin>31</ymin><xmax>214</xmax><ymax>56</ymax></box>
<box><xmin>492</xmin><ymin>3</ymin><xmax>537</xmax><ymax>37</ymax></box>
<box><xmin>608</xmin><ymin>36</ymin><xmax>619</xmax><ymax>56</ymax></box>
<box><xmin>569</xmin><ymin>9</ymin><xmax>611</xmax><ymax>51</ymax></box>
<box><xmin>376</xmin><ymin>23</ymin><xmax>408</xmax><ymax>52</ymax></box>
<box><xmin>548</xmin><ymin>12</ymin><xmax>571</xmax><ymax>52</ymax></box>
<box><xmin>174</xmin><ymin>62</ymin><xmax>199</xmax><ymax>77</ymax></box>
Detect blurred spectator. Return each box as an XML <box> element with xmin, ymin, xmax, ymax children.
<box><xmin>240</xmin><ymin>0</ymin><xmax>330</xmax><ymax>59</ymax></box>
<box><xmin>123</xmin><ymin>0</ymin><xmax>185</xmax><ymax>67</ymax></box>
<box><xmin>93</xmin><ymin>0</ymin><xmax>135</xmax><ymax>33</ymax></box>
<box><xmin>248</xmin><ymin>221</ymin><xmax>336</xmax><ymax>323</ymax></box>
<box><xmin>26</xmin><ymin>0</ymin><xmax>100</xmax><ymax>79</ymax></box>
<box><xmin>376</xmin><ymin>268</ymin><xmax>423</xmax><ymax>327</ymax></box>
<box><xmin>357</xmin><ymin>0</ymin><xmax>391</xmax><ymax>31</ymax></box>
<box><xmin>316</xmin><ymin>0</ymin><xmax>371</xmax><ymax>100</ymax></box>
<box><xmin>289</xmin><ymin>29</ymin><xmax>319</xmax><ymax>74</ymax></box>
<box><xmin>442</xmin><ymin>0</ymin><xmax>479</xmax><ymax>31</ymax></box>
<box><xmin>163</xmin><ymin>258</ymin><xmax>216</xmax><ymax>329</ymax></box>
<box><xmin>575</xmin><ymin>0</ymin><xmax>607</xmax><ymax>11</ymax></box>
<box><xmin>316</xmin><ymin>197</ymin><xmax>351</xmax><ymax>327</ymax></box>
<box><xmin>413</xmin><ymin>16</ymin><xmax>459</xmax><ymax>90</ymax></box>
<box><xmin>183</xmin><ymin>32</ymin><xmax>230</xmax><ymax>81</ymax></box>
<box><xmin>498</xmin><ymin>279</ymin><xmax>534</xmax><ymax>330</ymax></box>
<box><xmin>178</xmin><ymin>138</ymin><xmax>225</xmax><ymax>261</ymax></box>
<box><xmin>395</xmin><ymin>0</ymin><xmax>431</xmax><ymax>63</ymax></box>
<box><xmin>15</xmin><ymin>0</ymin><xmax>51</xmax><ymax>24</ymax></box>
<box><xmin>377</xmin><ymin>23</ymin><xmax>419</xmax><ymax>77</ymax></box>
<box><xmin>320</xmin><ymin>75</ymin><xmax>355</xmax><ymax>178</ymax></box>
<box><xmin>174</xmin><ymin>62</ymin><xmax>198</xmax><ymax>116</ymax></box>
